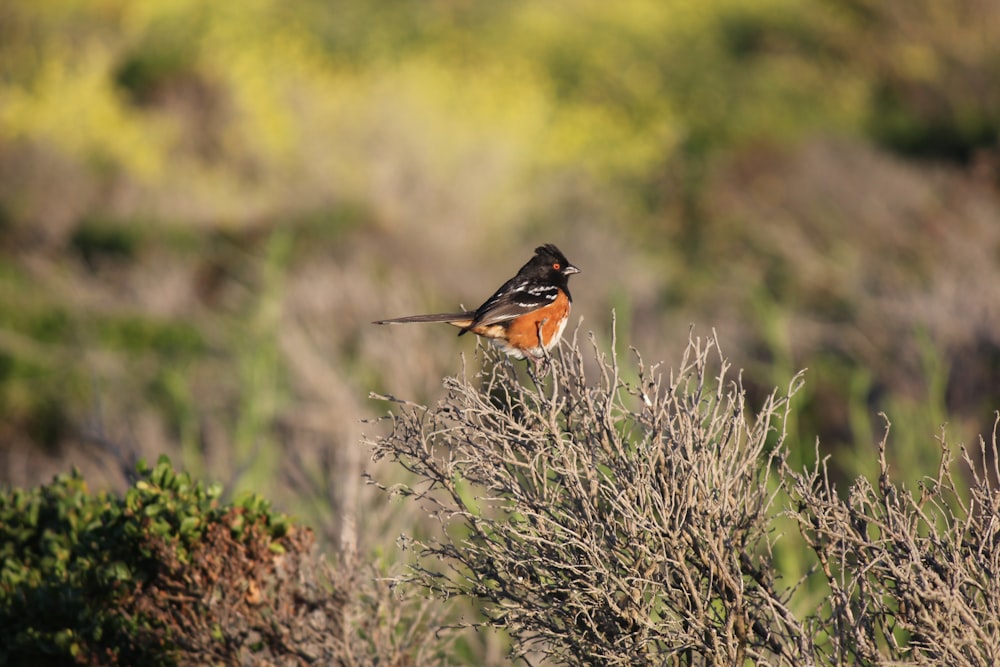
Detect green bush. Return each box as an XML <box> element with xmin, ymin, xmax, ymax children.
<box><xmin>0</xmin><ymin>456</ymin><xmax>341</xmax><ymax>666</ymax></box>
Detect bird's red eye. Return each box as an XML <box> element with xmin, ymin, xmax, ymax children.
<box><xmin>553</xmin><ymin>263</ymin><xmax>561</xmax><ymax>270</ymax></box>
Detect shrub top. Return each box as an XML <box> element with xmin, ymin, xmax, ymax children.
<box><xmin>0</xmin><ymin>455</ymin><xmax>296</xmax><ymax>666</ymax></box>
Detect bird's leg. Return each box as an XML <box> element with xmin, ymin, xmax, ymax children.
<box><xmin>530</xmin><ymin>319</ymin><xmax>552</xmax><ymax>378</ymax></box>
<box><xmin>530</xmin><ymin>354</ymin><xmax>544</xmax><ymax>373</ymax></box>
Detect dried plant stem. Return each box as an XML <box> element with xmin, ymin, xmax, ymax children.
<box><xmin>368</xmin><ymin>327</ymin><xmax>808</xmax><ymax>665</ymax></box>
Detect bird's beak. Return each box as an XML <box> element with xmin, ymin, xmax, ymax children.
<box><xmin>563</xmin><ymin>264</ymin><xmax>581</xmax><ymax>275</ymax></box>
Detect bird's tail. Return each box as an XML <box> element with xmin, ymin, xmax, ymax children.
<box><xmin>372</xmin><ymin>312</ymin><xmax>474</xmax><ymax>327</ymax></box>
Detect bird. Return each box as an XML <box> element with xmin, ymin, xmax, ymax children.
<box><xmin>373</xmin><ymin>244</ymin><xmax>580</xmax><ymax>366</ymax></box>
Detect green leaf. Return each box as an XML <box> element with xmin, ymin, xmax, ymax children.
<box><xmin>179</xmin><ymin>515</ymin><xmax>199</xmax><ymax>536</ymax></box>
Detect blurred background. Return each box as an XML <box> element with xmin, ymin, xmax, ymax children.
<box><xmin>1</xmin><ymin>0</ymin><xmax>999</xmax><ymax>560</ymax></box>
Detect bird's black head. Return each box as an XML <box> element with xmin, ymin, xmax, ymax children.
<box><xmin>518</xmin><ymin>243</ymin><xmax>580</xmax><ymax>287</ymax></box>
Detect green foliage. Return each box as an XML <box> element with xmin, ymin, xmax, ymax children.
<box><xmin>0</xmin><ymin>250</ymin><xmax>206</xmax><ymax>457</ymax></box>
<box><xmin>96</xmin><ymin>316</ymin><xmax>204</xmax><ymax>359</ymax></box>
<box><xmin>70</xmin><ymin>217</ymin><xmax>140</xmax><ymax>269</ymax></box>
<box><xmin>0</xmin><ymin>0</ymin><xmax>869</xmax><ymax>231</ymax></box>
<box><xmin>837</xmin><ymin>0</ymin><xmax>1000</xmax><ymax>161</ymax></box>
<box><xmin>0</xmin><ymin>456</ymin><xmax>292</xmax><ymax>666</ymax></box>
<box><xmin>0</xmin><ymin>0</ymin><xmax>994</xmax><ymax>479</ymax></box>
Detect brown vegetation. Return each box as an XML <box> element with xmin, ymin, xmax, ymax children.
<box><xmin>368</xmin><ymin>332</ymin><xmax>1000</xmax><ymax>665</ymax></box>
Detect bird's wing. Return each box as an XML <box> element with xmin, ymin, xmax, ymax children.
<box><xmin>469</xmin><ymin>280</ymin><xmax>561</xmax><ymax>328</ymax></box>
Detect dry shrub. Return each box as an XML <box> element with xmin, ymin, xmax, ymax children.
<box><xmin>368</xmin><ymin>326</ymin><xmax>1000</xmax><ymax>666</ymax></box>
<box><xmin>786</xmin><ymin>417</ymin><xmax>1000</xmax><ymax>665</ymax></box>
<box><xmin>330</xmin><ymin>560</ymin><xmax>459</xmax><ymax>667</ymax></box>
<box><xmin>368</xmin><ymin>328</ymin><xmax>810</xmax><ymax>665</ymax></box>
<box><xmin>92</xmin><ymin>506</ymin><xmax>449</xmax><ymax>666</ymax></box>
<box><xmin>119</xmin><ymin>513</ymin><xmax>343</xmax><ymax>666</ymax></box>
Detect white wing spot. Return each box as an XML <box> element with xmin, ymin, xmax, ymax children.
<box><xmin>511</xmin><ymin>281</ymin><xmax>531</xmax><ymax>293</ymax></box>
<box><xmin>527</xmin><ymin>285</ymin><xmax>557</xmax><ymax>299</ymax></box>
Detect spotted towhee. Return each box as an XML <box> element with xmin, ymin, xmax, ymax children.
<box><xmin>374</xmin><ymin>244</ymin><xmax>580</xmax><ymax>365</ymax></box>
